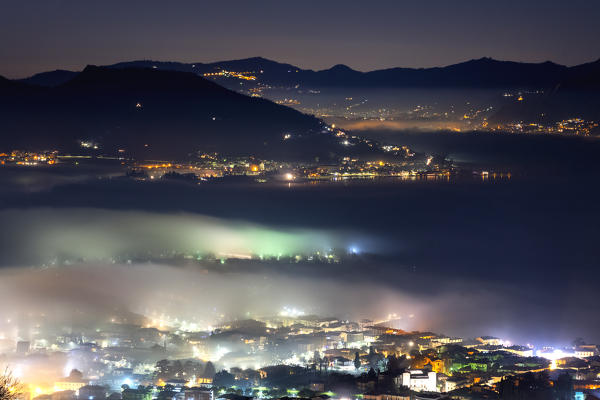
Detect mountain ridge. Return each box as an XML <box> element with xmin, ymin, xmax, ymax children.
<box><xmin>15</xmin><ymin>56</ymin><xmax>600</xmax><ymax>89</ymax></box>
<box><xmin>1</xmin><ymin>66</ymin><xmax>365</xmax><ymax>160</ymax></box>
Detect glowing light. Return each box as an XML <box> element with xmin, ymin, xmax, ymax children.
<box><xmin>279</xmin><ymin>307</ymin><xmax>305</xmax><ymax>317</ymax></box>
<box><xmin>214</xmin><ymin>345</ymin><xmax>230</xmax><ymax>360</ymax></box>
<box><xmin>186</xmin><ymin>377</ymin><xmax>196</xmax><ymax>387</ymax></box>
<box><xmin>13</xmin><ymin>366</ymin><xmax>23</xmax><ymax>379</ymax></box>
<box><xmin>536</xmin><ymin>348</ymin><xmax>575</xmax><ymax>360</ymax></box>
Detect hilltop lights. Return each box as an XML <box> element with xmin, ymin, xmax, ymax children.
<box><xmin>79</xmin><ymin>140</ymin><xmax>99</xmax><ymax>150</ymax></box>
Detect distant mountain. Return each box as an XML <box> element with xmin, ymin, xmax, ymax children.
<box><xmin>0</xmin><ymin>75</ymin><xmax>33</xmax><ymax>92</ymax></box>
<box><xmin>19</xmin><ymin>69</ymin><xmax>78</xmax><ymax>87</ymax></box>
<box><xmin>102</xmin><ymin>56</ymin><xmax>599</xmax><ymax>89</ymax></box>
<box><xmin>19</xmin><ymin>56</ymin><xmax>600</xmax><ymax>90</ymax></box>
<box><xmin>559</xmin><ymin>58</ymin><xmax>600</xmax><ymax>90</ymax></box>
<box><xmin>0</xmin><ymin>75</ymin><xmax>12</xmax><ymax>87</ymax></box>
<box><xmin>11</xmin><ymin>57</ymin><xmax>600</xmax><ymax>133</ymax></box>
<box><xmin>0</xmin><ymin>66</ymin><xmax>373</xmax><ymax>160</ymax></box>
<box><xmin>361</xmin><ymin>58</ymin><xmax>570</xmax><ymax>88</ymax></box>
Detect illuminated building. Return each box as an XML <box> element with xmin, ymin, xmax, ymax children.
<box><xmin>430</xmin><ymin>337</ymin><xmax>463</xmax><ymax>347</ymax></box>
<box><xmin>426</xmin><ymin>358</ymin><xmax>444</xmax><ymax>374</ymax></box>
<box><xmin>54</xmin><ymin>370</ymin><xmax>87</xmax><ymax>394</ymax></box>
<box><xmin>397</xmin><ymin>370</ymin><xmax>437</xmax><ymax>392</ymax></box>
<box><xmin>574</xmin><ymin>345</ymin><xmax>598</xmax><ymax>358</ymax></box>
<box><xmin>476</xmin><ymin>336</ymin><xmax>501</xmax><ymax>346</ymax></box>
<box><xmin>196</xmin><ymin>378</ymin><xmax>213</xmax><ymax>386</ymax></box>
<box><xmin>442</xmin><ymin>376</ymin><xmax>469</xmax><ymax>393</ymax></box>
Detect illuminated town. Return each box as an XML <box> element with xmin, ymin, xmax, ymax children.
<box><xmin>1</xmin><ymin>310</ymin><xmax>598</xmax><ymax>400</ymax></box>
<box><xmin>0</xmin><ymin>123</ymin><xmax>508</xmax><ymax>184</ymax></box>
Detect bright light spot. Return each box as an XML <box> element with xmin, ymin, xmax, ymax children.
<box><xmin>279</xmin><ymin>307</ymin><xmax>305</xmax><ymax>317</ymax></box>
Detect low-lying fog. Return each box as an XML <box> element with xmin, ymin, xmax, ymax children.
<box><xmin>1</xmin><ymin>129</ymin><xmax>600</xmax><ymax>346</ymax></box>
<box><xmin>0</xmin><ymin>203</ymin><xmax>598</xmax><ymax>346</ymax></box>
<box><xmin>0</xmin><ymin>208</ymin><xmax>358</xmax><ymax>265</ymax></box>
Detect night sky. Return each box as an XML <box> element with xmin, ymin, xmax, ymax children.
<box><xmin>1</xmin><ymin>0</ymin><xmax>600</xmax><ymax>78</ymax></box>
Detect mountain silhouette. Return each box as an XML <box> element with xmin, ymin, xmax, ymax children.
<box><xmin>18</xmin><ymin>56</ymin><xmax>600</xmax><ymax>89</ymax></box>
<box><xmin>20</xmin><ymin>69</ymin><xmax>79</xmax><ymax>87</ymax></box>
<box><xmin>1</xmin><ymin>66</ymin><xmax>365</xmax><ymax>160</ymax></box>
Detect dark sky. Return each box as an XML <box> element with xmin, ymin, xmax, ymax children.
<box><xmin>1</xmin><ymin>0</ymin><xmax>600</xmax><ymax>78</ymax></box>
